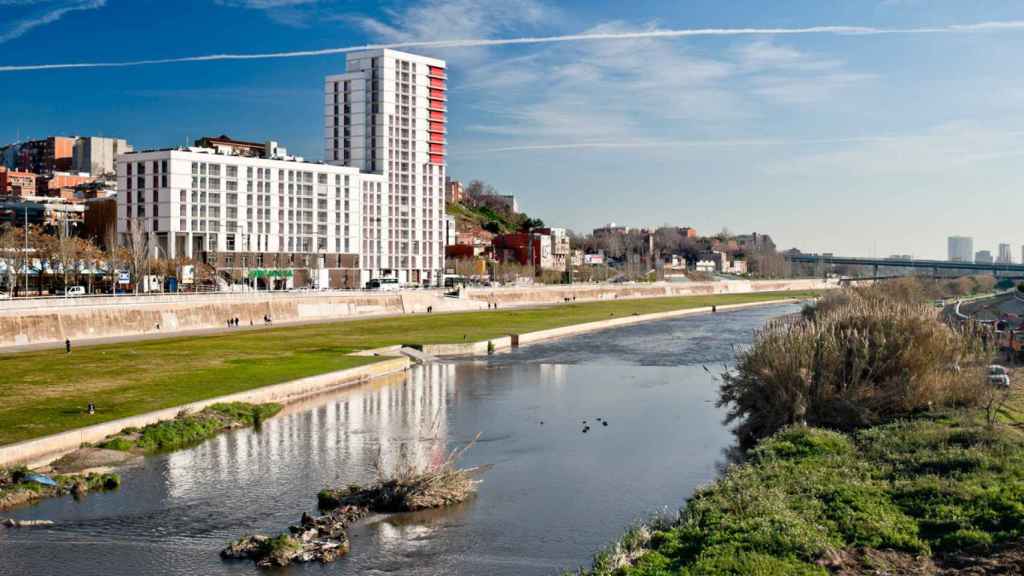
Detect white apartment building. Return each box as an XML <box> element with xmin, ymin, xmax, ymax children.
<box><xmin>325</xmin><ymin>49</ymin><xmax>448</xmax><ymax>285</ymax></box>
<box><xmin>116</xmin><ymin>146</ymin><xmax>384</xmax><ymax>288</ymax></box>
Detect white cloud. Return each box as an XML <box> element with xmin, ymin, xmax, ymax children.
<box><xmin>762</xmin><ymin>122</ymin><xmax>1024</xmax><ymax>176</ymax></box>
<box><xmin>348</xmin><ymin>0</ymin><xmax>555</xmax><ymax>65</ymax></box>
<box><xmin>214</xmin><ymin>0</ymin><xmax>317</xmax><ymax>7</ymax></box>
<box><xmin>214</xmin><ymin>0</ymin><xmax>321</xmax><ymax>27</ymax></box>
<box><xmin>0</xmin><ymin>0</ymin><xmax>105</xmax><ymax>44</ymax></box>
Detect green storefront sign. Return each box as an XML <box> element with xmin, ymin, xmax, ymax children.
<box><xmin>247</xmin><ymin>268</ymin><xmax>295</xmax><ymax>279</ymax></box>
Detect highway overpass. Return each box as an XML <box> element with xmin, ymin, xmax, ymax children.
<box><xmin>784</xmin><ymin>254</ymin><xmax>1024</xmax><ymax>276</ymax></box>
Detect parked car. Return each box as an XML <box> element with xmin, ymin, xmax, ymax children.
<box><xmin>990</xmin><ymin>374</ymin><xmax>1011</xmax><ymax>388</ymax></box>
<box><xmin>66</xmin><ymin>286</ymin><xmax>86</xmax><ymax>297</ymax></box>
<box><xmin>989</xmin><ymin>365</ymin><xmax>1009</xmax><ymax>376</ymax></box>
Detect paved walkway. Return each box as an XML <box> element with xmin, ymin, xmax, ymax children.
<box><xmin>0</xmin><ymin>301</ymin><xmax>547</xmax><ymax>355</ymax></box>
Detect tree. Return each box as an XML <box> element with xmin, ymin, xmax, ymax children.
<box><xmin>77</xmin><ymin>238</ymin><xmax>103</xmax><ymax>293</ymax></box>
<box><xmin>49</xmin><ymin>214</ymin><xmax>81</xmax><ymax>291</ymax></box>
<box><xmin>652</xmin><ymin>227</ymin><xmax>684</xmax><ymax>256</ymax></box>
<box><xmin>2</xmin><ymin>225</ymin><xmax>48</xmax><ymax>295</ymax></box>
<box><xmin>464</xmin><ymin>180</ymin><xmax>497</xmax><ymax>207</ymax></box>
<box><xmin>127</xmin><ymin>218</ymin><xmax>149</xmax><ymax>293</ymax></box>
<box><xmin>0</xmin><ymin>225</ymin><xmax>19</xmax><ymax>294</ymax></box>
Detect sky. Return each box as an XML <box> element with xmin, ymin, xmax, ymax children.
<box><xmin>3</xmin><ymin>0</ymin><xmax>1024</xmax><ymax>259</ymax></box>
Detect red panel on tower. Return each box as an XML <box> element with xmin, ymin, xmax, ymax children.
<box><xmin>429</xmin><ymin>110</ymin><xmax>445</xmax><ymax>121</ymax></box>
<box><xmin>429</xmin><ymin>89</ymin><xmax>446</xmax><ymax>99</ymax></box>
<box><xmin>430</xmin><ymin>154</ymin><xmax>445</xmax><ymax>165</ymax></box>
<box><xmin>430</xmin><ymin>78</ymin><xmax>446</xmax><ymax>89</ymax></box>
<box><xmin>429</xmin><ymin>143</ymin><xmax>445</xmax><ymax>154</ymax></box>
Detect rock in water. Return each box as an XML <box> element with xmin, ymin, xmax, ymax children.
<box><xmin>223</xmin><ymin>506</ymin><xmax>367</xmax><ymax>567</ymax></box>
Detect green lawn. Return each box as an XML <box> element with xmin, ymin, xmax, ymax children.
<box><xmin>0</xmin><ymin>290</ymin><xmax>816</xmax><ymax>446</ymax></box>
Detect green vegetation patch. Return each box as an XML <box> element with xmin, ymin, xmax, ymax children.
<box><xmin>97</xmin><ymin>402</ymin><xmax>282</xmax><ymax>454</ymax></box>
<box><xmin>1</xmin><ymin>465</ymin><xmax>121</xmax><ymax>510</ymax></box>
<box><xmin>575</xmin><ymin>419</ymin><xmax>1024</xmax><ymax>575</ymax></box>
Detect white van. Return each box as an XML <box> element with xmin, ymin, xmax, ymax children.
<box><xmin>366</xmin><ymin>278</ymin><xmax>401</xmax><ymax>291</ymax></box>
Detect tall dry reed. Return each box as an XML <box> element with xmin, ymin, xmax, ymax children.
<box><xmin>721</xmin><ymin>290</ymin><xmax>992</xmax><ymax>446</ymax></box>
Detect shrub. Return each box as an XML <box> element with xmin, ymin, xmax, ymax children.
<box><xmin>98</xmin><ymin>402</ymin><xmax>281</xmax><ymax>453</ymax></box>
<box><xmin>720</xmin><ymin>288</ymin><xmax>991</xmax><ymax>446</ymax></box>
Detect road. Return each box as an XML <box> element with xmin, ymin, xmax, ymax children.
<box><xmin>955</xmin><ymin>292</ymin><xmax>1024</xmax><ymax>323</ymax></box>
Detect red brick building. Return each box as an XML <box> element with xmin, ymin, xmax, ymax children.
<box><xmin>16</xmin><ymin>137</ymin><xmax>75</xmax><ymax>174</ymax></box>
<box><xmin>39</xmin><ymin>173</ymin><xmax>93</xmax><ymax>197</ymax></box>
<box><xmin>5</xmin><ymin>171</ymin><xmax>37</xmax><ymax>197</ymax></box>
<box><xmin>445</xmin><ymin>178</ymin><xmax>464</xmax><ymax>203</ymax></box>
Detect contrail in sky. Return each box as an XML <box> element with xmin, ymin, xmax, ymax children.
<box><xmin>3</xmin><ymin>20</ymin><xmax>1024</xmax><ymax>73</ymax></box>
<box><xmin>460</xmin><ymin>136</ymin><xmax>903</xmax><ymax>155</ymax></box>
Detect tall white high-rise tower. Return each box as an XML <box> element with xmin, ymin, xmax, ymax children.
<box><xmin>325</xmin><ymin>49</ymin><xmax>448</xmax><ymax>285</ymax></box>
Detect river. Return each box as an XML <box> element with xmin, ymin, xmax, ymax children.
<box><xmin>0</xmin><ymin>303</ymin><xmax>796</xmax><ymax>575</ymax></box>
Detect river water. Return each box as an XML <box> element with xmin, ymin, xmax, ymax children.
<box><xmin>0</xmin><ymin>303</ymin><xmax>796</xmax><ymax>576</ymax></box>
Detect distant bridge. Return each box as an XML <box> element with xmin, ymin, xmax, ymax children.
<box><xmin>784</xmin><ymin>254</ymin><xmax>1024</xmax><ymax>277</ymax></box>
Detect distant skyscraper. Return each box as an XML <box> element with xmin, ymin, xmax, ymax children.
<box><xmin>948</xmin><ymin>236</ymin><xmax>973</xmax><ymax>262</ymax></box>
<box><xmin>975</xmin><ymin>250</ymin><xmax>994</xmax><ymax>264</ymax></box>
<box><xmin>998</xmin><ymin>243</ymin><xmax>1012</xmax><ymax>264</ymax></box>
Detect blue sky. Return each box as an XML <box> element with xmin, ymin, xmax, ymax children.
<box><xmin>4</xmin><ymin>0</ymin><xmax>1024</xmax><ymax>258</ymax></box>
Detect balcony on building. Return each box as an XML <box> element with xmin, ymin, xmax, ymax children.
<box><xmin>427</xmin><ymin>100</ymin><xmax>447</xmax><ymax>112</ymax></box>
<box><xmin>427</xmin><ymin>67</ymin><xmax>447</xmax><ymax>80</ymax></box>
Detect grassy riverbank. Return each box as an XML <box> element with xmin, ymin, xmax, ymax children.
<box><xmin>579</xmin><ymin>402</ymin><xmax>1024</xmax><ymax>576</ymax></box>
<box><xmin>575</xmin><ymin>280</ymin><xmax>1022</xmax><ymax>575</ymax></box>
<box><xmin>0</xmin><ymin>290</ymin><xmax>816</xmax><ymax>446</ymax></box>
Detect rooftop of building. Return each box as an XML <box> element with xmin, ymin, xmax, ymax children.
<box><xmin>119</xmin><ymin>145</ymin><xmax>384</xmax><ymax>174</ymax></box>
<box><xmin>194</xmin><ymin>134</ymin><xmax>266</xmax><ymax>148</ymax></box>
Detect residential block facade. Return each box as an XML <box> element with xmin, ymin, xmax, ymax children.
<box><xmin>116</xmin><ymin>147</ymin><xmax>384</xmax><ymax>288</ymax></box>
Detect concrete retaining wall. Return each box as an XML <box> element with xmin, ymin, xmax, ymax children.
<box><xmin>422</xmin><ymin>336</ymin><xmax>515</xmax><ymax>356</ymax></box>
<box><xmin>463</xmin><ymin>278</ymin><xmax>830</xmax><ymax>307</ymax></box>
<box><xmin>0</xmin><ymin>357</ymin><xmax>410</xmax><ymax>468</ymax></box>
<box><xmin>431</xmin><ymin>298</ymin><xmax>804</xmax><ymax>357</ymax></box>
<box><xmin>0</xmin><ymin>279</ymin><xmax>833</xmax><ymax>349</ymax></box>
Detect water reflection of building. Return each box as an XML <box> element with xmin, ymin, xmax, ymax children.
<box><xmin>539</xmin><ymin>364</ymin><xmax>568</xmax><ymax>388</ymax></box>
<box><xmin>164</xmin><ymin>364</ymin><xmax>455</xmax><ymax>499</ymax></box>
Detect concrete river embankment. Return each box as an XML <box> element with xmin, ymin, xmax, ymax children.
<box><xmin>0</xmin><ymin>278</ymin><xmax>833</xmax><ymax>349</ymax></box>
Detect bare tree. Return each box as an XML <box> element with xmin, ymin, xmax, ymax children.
<box><xmin>127</xmin><ymin>218</ymin><xmax>149</xmax><ymax>293</ymax></box>
<box><xmin>105</xmin><ymin>225</ymin><xmax>121</xmax><ymax>290</ymax></box>
<box><xmin>50</xmin><ymin>213</ymin><xmax>80</xmax><ymax>291</ymax></box>
<box><xmin>0</xmin><ymin>225</ymin><xmax>18</xmax><ymax>294</ymax></box>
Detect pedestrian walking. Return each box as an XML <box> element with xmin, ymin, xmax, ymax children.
<box><xmin>65</xmin><ymin>338</ymin><xmax>71</xmax><ymax>354</ymax></box>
